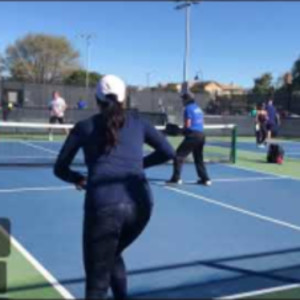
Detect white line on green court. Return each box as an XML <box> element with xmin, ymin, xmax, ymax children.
<box><xmin>0</xmin><ymin>226</ymin><xmax>74</xmax><ymax>299</ymax></box>
<box><xmin>226</xmin><ymin>163</ymin><xmax>300</xmax><ymax>182</ymax></box>
<box><xmin>161</xmin><ymin>185</ymin><xmax>300</xmax><ymax>232</ymax></box>
<box><xmin>219</xmin><ymin>283</ymin><xmax>300</xmax><ymax>299</ymax></box>
<box><xmin>0</xmin><ymin>186</ymin><xmax>74</xmax><ymax>193</ymax></box>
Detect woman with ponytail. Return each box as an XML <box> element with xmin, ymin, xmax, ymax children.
<box><xmin>54</xmin><ymin>75</ymin><xmax>175</xmax><ymax>299</ymax></box>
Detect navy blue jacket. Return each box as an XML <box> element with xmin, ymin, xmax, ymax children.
<box><xmin>54</xmin><ymin>112</ymin><xmax>175</xmax><ymax>210</ymax></box>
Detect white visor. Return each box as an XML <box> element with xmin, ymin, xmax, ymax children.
<box><xmin>96</xmin><ymin>75</ymin><xmax>126</xmax><ymax>103</ymax></box>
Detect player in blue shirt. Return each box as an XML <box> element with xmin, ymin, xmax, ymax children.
<box><xmin>266</xmin><ymin>98</ymin><xmax>280</xmax><ymax>143</ymax></box>
<box><xmin>167</xmin><ymin>91</ymin><xmax>211</xmax><ymax>185</ymax></box>
<box><xmin>54</xmin><ymin>75</ymin><xmax>175</xmax><ymax>299</ymax></box>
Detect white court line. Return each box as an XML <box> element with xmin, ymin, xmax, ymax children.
<box><xmin>219</xmin><ymin>283</ymin><xmax>300</xmax><ymax>299</ymax></box>
<box><xmin>0</xmin><ymin>186</ymin><xmax>73</xmax><ymax>193</ymax></box>
<box><xmin>1</xmin><ymin>139</ymin><xmax>62</xmax><ymax>144</ymax></box>
<box><xmin>0</xmin><ymin>156</ymin><xmax>56</xmax><ymax>159</ymax></box>
<box><xmin>209</xmin><ymin>176</ymin><xmax>289</xmax><ymax>183</ymax></box>
<box><xmin>286</xmin><ymin>152</ymin><xmax>300</xmax><ymax>155</ymax></box>
<box><xmin>0</xmin><ymin>226</ymin><xmax>74</xmax><ymax>299</ymax></box>
<box><xmin>160</xmin><ymin>185</ymin><xmax>300</xmax><ymax>232</ymax></box>
<box><xmin>0</xmin><ymin>176</ymin><xmax>287</xmax><ymax>194</ymax></box>
<box><xmin>155</xmin><ymin>176</ymin><xmax>288</xmax><ymax>186</ymax></box>
<box><xmin>1</xmin><ymin>177</ymin><xmax>289</xmax><ymax>193</ymax></box>
<box><xmin>19</xmin><ymin>140</ymin><xmax>58</xmax><ymax>155</ymax></box>
<box><xmin>155</xmin><ymin>176</ymin><xmax>289</xmax><ymax>185</ymax></box>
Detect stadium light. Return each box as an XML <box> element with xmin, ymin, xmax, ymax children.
<box><xmin>77</xmin><ymin>34</ymin><xmax>96</xmax><ymax>91</ymax></box>
<box><xmin>146</xmin><ymin>71</ymin><xmax>155</xmax><ymax>88</ymax></box>
<box><xmin>174</xmin><ymin>0</ymin><xmax>200</xmax><ymax>91</ymax></box>
<box><xmin>194</xmin><ymin>69</ymin><xmax>203</xmax><ymax>81</ymax></box>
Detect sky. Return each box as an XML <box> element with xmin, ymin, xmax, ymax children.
<box><xmin>0</xmin><ymin>1</ymin><xmax>300</xmax><ymax>88</ymax></box>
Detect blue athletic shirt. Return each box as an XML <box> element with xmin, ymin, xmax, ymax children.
<box><xmin>184</xmin><ymin>102</ymin><xmax>204</xmax><ymax>132</ymax></box>
<box><xmin>266</xmin><ymin>104</ymin><xmax>277</xmax><ymax>125</ymax></box>
<box><xmin>54</xmin><ymin>111</ymin><xmax>175</xmax><ymax>210</ymax></box>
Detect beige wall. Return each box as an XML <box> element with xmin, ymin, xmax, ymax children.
<box><xmin>203</xmin><ymin>82</ymin><xmax>245</xmax><ymax>96</ymax></box>
<box><xmin>203</xmin><ymin>83</ymin><xmax>223</xmax><ymax>95</ymax></box>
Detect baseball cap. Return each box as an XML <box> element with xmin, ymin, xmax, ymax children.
<box><xmin>180</xmin><ymin>81</ymin><xmax>194</xmax><ymax>99</ymax></box>
<box><xmin>96</xmin><ymin>75</ymin><xmax>126</xmax><ymax>103</ymax></box>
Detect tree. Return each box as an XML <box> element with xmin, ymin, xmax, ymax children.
<box><xmin>0</xmin><ymin>55</ymin><xmax>5</xmax><ymax>76</ymax></box>
<box><xmin>292</xmin><ymin>57</ymin><xmax>300</xmax><ymax>90</ymax></box>
<box><xmin>252</xmin><ymin>73</ymin><xmax>274</xmax><ymax>96</ymax></box>
<box><xmin>64</xmin><ymin>70</ymin><xmax>102</xmax><ymax>86</ymax></box>
<box><xmin>190</xmin><ymin>82</ymin><xmax>204</xmax><ymax>94</ymax></box>
<box><xmin>162</xmin><ymin>83</ymin><xmax>179</xmax><ymax>93</ymax></box>
<box><xmin>275</xmin><ymin>72</ymin><xmax>293</xmax><ymax>93</ymax></box>
<box><xmin>4</xmin><ymin>34</ymin><xmax>79</xmax><ymax>83</ymax></box>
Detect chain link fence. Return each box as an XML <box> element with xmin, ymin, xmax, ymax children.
<box><xmin>1</xmin><ymin>79</ymin><xmax>300</xmax><ymax>125</ymax></box>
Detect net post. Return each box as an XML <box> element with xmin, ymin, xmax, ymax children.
<box><xmin>230</xmin><ymin>125</ymin><xmax>237</xmax><ymax>163</ymax></box>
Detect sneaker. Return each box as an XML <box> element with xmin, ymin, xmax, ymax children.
<box><xmin>166</xmin><ymin>179</ymin><xmax>183</xmax><ymax>185</ymax></box>
<box><xmin>197</xmin><ymin>179</ymin><xmax>212</xmax><ymax>186</ymax></box>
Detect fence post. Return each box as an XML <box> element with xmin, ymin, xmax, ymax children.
<box><xmin>230</xmin><ymin>125</ymin><xmax>237</xmax><ymax>163</ymax></box>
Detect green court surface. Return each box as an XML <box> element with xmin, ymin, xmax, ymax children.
<box><xmin>251</xmin><ymin>288</ymin><xmax>300</xmax><ymax>299</ymax></box>
<box><xmin>167</xmin><ymin>135</ymin><xmax>300</xmax><ymax>180</ymax></box>
<box><xmin>0</xmin><ymin>230</ymin><xmax>63</xmax><ymax>299</ymax></box>
<box><xmin>247</xmin><ymin>287</ymin><xmax>300</xmax><ymax>299</ymax></box>
<box><xmin>236</xmin><ymin>150</ymin><xmax>300</xmax><ymax>179</ymax></box>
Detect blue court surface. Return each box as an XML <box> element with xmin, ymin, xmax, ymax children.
<box><xmin>1</xmin><ymin>161</ymin><xmax>300</xmax><ymax>299</ymax></box>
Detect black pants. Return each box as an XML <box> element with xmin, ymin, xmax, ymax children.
<box><xmin>256</xmin><ymin>123</ymin><xmax>267</xmax><ymax>145</ymax></box>
<box><xmin>171</xmin><ymin>132</ymin><xmax>210</xmax><ymax>182</ymax></box>
<box><xmin>83</xmin><ymin>199</ymin><xmax>152</xmax><ymax>299</ymax></box>
<box><xmin>49</xmin><ymin>116</ymin><xmax>64</xmax><ymax>124</ymax></box>
<box><xmin>267</xmin><ymin>123</ymin><xmax>278</xmax><ymax>138</ymax></box>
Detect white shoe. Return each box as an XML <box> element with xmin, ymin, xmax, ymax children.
<box><xmin>166</xmin><ymin>179</ymin><xmax>183</xmax><ymax>185</ymax></box>
<box><xmin>204</xmin><ymin>180</ymin><xmax>212</xmax><ymax>186</ymax></box>
<box><xmin>198</xmin><ymin>180</ymin><xmax>212</xmax><ymax>186</ymax></box>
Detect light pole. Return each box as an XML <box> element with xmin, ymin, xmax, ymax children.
<box><xmin>77</xmin><ymin>34</ymin><xmax>96</xmax><ymax>92</ymax></box>
<box><xmin>175</xmin><ymin>0</ymin><xmax>200</xmax><ymax>92</ymax></box>
<box><xmin>146</xmin><ymin>71</ymin><xmax>154</xmax><ymax>88</ymax></box>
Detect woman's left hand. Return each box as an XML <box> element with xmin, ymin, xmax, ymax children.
<box><xmin>75</xmin><ymin>178</ymin><xmax>87</xmax><ymax>191</ymax></box>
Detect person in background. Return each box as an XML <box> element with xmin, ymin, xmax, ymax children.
<box><xmin>250</xmin><ymin>105</ymin><xmax>257</xmax><ymax>118</ymax></box>
<box><xmin>266</xmin><ymin>98</ymin><xmax>280</xmax><ymax>143</ymax></box>
<box><xmin>255</xmin><ymin>103</ymin><xmax>268</xmax><ymax>148</ymax></box>
<box><xmin>54</xmin><ymin>74</ymin><xmax>175</xmax><ymax>299</ymax></box>
<box><xmin>48</xmin><ymin>91</ymin><xmax>68</xmax><ymax>140</ymax></box>
<box><xmin>159</xmin><ymin>102</ymin><xmax>168</xmax><ymax>125</ymax></box>
<box><xmin>77</xmin><ymin>98</ymin><xmax>87</xmax><ymax>110</ymax></box>
<box><xmin>167</xmin><ymin>89</ymin><xmax>211</xmax><ymax>186</ymax></box>
<box><xmin>1</xmin><ymin>94</ymin><xmax>11</xmax><ymax>121</ymax></box>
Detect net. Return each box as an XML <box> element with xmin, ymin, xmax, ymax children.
<box><xmin>155</xmin><ymin>124</ymin><xmax>237</xmax><ymax>164</ymax></box>
<box><xmin>0</xmin><ymin>121</ymin><xmax>237</xmax><ymax>167</ymax></box>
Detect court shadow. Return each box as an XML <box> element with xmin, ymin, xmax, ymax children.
<box><xmin>6</xmin><ymin>246</ymin><xmax>300</xmax><ymax>298</ymax></box>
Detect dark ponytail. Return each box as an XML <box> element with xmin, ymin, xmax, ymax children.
<box><xmin>99</xmin><ymin>94</ymin><xmax>125</xmax><ymax>153</ymax></box>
